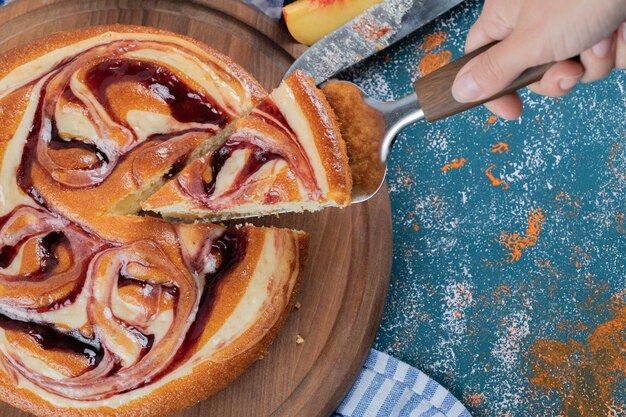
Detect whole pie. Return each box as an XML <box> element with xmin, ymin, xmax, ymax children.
<box><xmin>0</xmin><ymin>25</ymin><xmax>351</xmax><ymax>417</ymax></box>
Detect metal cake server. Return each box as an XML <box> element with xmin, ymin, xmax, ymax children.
<box><xmin>320</xmin><ymin>44</ymin><xmax>552</xmax><ymax>202</ymax></box>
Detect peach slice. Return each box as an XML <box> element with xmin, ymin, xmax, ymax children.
<box><xmin>283</xmin><ymin>0</ymin><xmax>383</xmax><ymax>46</ymax></box>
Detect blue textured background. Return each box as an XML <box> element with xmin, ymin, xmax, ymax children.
<box><xmin>339</xmin><ymin>1</ymin><xmax>626</xmax><ymax>416</ymax></box>
<box><xmin>0</xmin><ymin>1</ymin><xmax>623</xmax><ymax>415</ymax></box>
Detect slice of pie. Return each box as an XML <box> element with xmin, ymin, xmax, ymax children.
<box><xmin>142</xmin><ymin>70</ymin><xmax>352</xmax><ymax>220</ymax></box>
<box><xmin>0</xmin><ymin>25</ymin><xmax>309</xmax><ymax>417</ymax></box>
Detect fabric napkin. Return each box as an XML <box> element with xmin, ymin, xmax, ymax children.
<box><xmin>241</xmin><ymin>0</ymin><xmax>284</xmax><ymax>19</ymax></box>
<box><xmin>335</xmin><ymin>350</ymin><xmax>471</xmax><ymax>417</ymax></box>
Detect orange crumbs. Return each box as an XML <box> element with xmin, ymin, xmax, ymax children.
<box><xmin>500</xmin><ymin>208</ymin><xmax>545</xmax><ymax>263</ymax></box>
<box><xmin>528</xmin><ymin>301</ymin><xmax>626</xmax><ymax>417</ymax></box>
<box><xmin>490</xmin><ymin>142</ymin><xmax>509</xmax><ymax>154</ymax></box>
<box><xmin>417</xmin><ymin>51</ymin><xmax>452</xmax><ymax>76</ymax></box>
<box><xmin>485</xmin><ymin>164</ymin><xmax>509</xmax><ymax>190</ymax></box>
<box><xmin>421</xmin><ymin>32</ymin><xmax>447</xmax><ymax>51</ymax></box>
<box><xmin>441</xmin><ymin>157</ymin><xmax>467</xmax><ymax>172</ymax></box>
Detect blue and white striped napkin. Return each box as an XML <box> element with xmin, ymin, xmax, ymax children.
<box><xmin>241</xmin><ymin>0</ymin><xmax>284</xmax><ymax>19</ymax></box>
<box><xmin>335</xmin><ymin>350</ymin><xmax>471</xmax><ymax>417</ymax></box>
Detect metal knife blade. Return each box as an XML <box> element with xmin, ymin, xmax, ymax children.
<box><xmin>284</xmin><ymin>0</ymin><xmax>464</xmax><ymax>85</ymax></box>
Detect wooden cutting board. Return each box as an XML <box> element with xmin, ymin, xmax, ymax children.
<box><xmin>0</xmin><ymin>1</ymin><xmax>393</xmax><ymax>416</ymax></box>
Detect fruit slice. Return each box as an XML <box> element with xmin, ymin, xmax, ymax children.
<box><xmin>283</xmin><ymin>0</ymin><xmax>383</xmax><ymax>46</ymax></box>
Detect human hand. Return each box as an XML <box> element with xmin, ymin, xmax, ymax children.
<box><xmin>450</xmin><ymin>0</ymin><xmax>626</xmax><ymax>119</ymax></box>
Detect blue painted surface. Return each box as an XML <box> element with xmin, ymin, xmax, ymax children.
<box><xmin>0</xmin><ymin>0</ymin><xmax>624</xmax><ymax>415</ymax></box>
<box><xmin>339</xmin><ymin>1</ymin><xmax>626</xmax><ymax>415</ymax></box>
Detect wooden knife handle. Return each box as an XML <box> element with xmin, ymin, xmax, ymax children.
<box><xmin>413</xmin><ymin>42</ymin><xmax>551</xmax><ymax>122</ymax></box>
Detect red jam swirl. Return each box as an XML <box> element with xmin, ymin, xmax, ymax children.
<box><xmin>0</xmin><ymin>39</ymin><xmax>251</xmax><ymax>400</ymax></box>
<box><xmin>0</xmin><ymin>221</ymin><xmax>247</xmax><ymax>399</ymax></box>
<box><xmin>84</xmin><ymin>59</ymin><xmax>229</xmax><ymax>127</ymax></box>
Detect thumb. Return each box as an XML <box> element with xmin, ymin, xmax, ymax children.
<box><xmin>451</xmin><ymin>34</ymin><xmax>542</xmax><ymax>103</ymax></box>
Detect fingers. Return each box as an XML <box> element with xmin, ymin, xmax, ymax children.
<box><xmin>527</xmin><ymin>59</ymin><xmax>585</xmax><ymax>97</ymax></box>
<box><xmin>464</xmin><ymin>0</ymin><xmax>518</xmax><ymax>52</ymax></box>
<box><xmin>484</xmin><ymin>93</ymin><xmax>523</xmax><ymax>120</ymax></box>
<box><xmin>580</xmin><ymin>33</ymin><xmax>617</xmax><ymax>82</ymax></box>
<box><xmin>617</xmin><ymin>22</ymin><xmax>626</xmax><ymax>69</ymax></box>
<box><xmin>451</xmin><ymin>34</ymin><xmax>543</xmax><ymax>103</ymax></box>
<box><xmin>487</xmin><ymin>59</ymin><xmax>584</xmax><ymax>120</ymax></box>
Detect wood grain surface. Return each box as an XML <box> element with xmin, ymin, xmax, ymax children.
<box><xmin>0</xmin><ymin>1</ymin><xmax>393</xmax><ymax>416</ymax></box>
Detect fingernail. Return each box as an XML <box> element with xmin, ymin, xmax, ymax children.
<box><xmin>452</xmin><ymin>71</ymin><xmax>482</xmax><ymax>102</ymax></box>
<box><xmin>559</xmin><ymin>76</ymin><xmax>580</xmax><ymax>91</ymax></box>
<box><xmin>622</xmin><ymin>22</ymin><xmax>626</xmax><ymax>42</ymax></box>
<box><xmin>591</xmin><ymin>38</ymin><xmax>611</xmax><ymax>58</ymax></box>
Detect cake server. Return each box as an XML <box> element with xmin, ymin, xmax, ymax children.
<box><xmin>322</xmin><ymin>42</ymin><xmax>552</xmax><ymax>203</ymax></box>
<box><xmin>321</xmin><ymin>43</ymin><xmax>553</xmax><ymax>202</ymax></box>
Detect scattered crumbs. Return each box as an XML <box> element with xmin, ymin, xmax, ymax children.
<box><xmin>441</xmin><ymin>157</ymin><xmax>467</xmax><ymax>172</ymax></box>
<box><xmin>420</xmin><ymin>31</ymin><xmax>447</xmax><ymax>52</ymax></box>
<box><xmin>490</xmin><ymin>142</ymin><xmax>510</xmax><ymax>154</ymax></box>
<box><xmin>528</xmin><ymin>298</ymin><xmax>626</xmax><ymax>417</ymax></box>
<box><xmin>413</xmin><ymin>224</ymin><xmax>419</xmax><ymax>232</ymax></box>
<box><xmin>612</xmin><ymin>212</ymin><xmax>626</xmax><ymax>234</ymax></box>
<box><xmin>294</xmin><ymin>301</ymin><xmax>301</xmax><ymax>310</ymax></box>
<box><xmin>352</xmin><ymin>17</ymin><xmax>393</xmax><ymax>43</ymax></box>
<box><xmin>417</xmin><ymin>51</ymin><xmax>452</xmax><ymax>77</ymax></box>
<box><xmin>463</xmin><ymin>391</ymin><xmax>485</xmax><ymax>409</ymax></box>
<box><xmin>296</xmin><ymin>335</ymin><xmax>305</xmax><ymax>345</ymax></box>
<box><xmin>443</xmin><ymin>281</ymin><xmax>474</xmax><ymax>332</ymax></box>
<box><xmin>485</xmin><ymin>164</ymin><xmax>510</xmax><ymax>190</ymax></box>
<box><xmin>491</xmin><ymin>284</ymin><xmax>511</xmax><ymax>304</ymax></box>
<box><xmin>491</xmin><ymin>311</ymin><xmax>531</xmax><ymax>371</ymax></box>
<box><xmin>384</xmin><ymin>53</ymin><xmax>391</xmax><ymax>63</ymax></box>
<box><xmin>500</xmin><ymin>208</ymin><xmax>545</xmax><ymax>263</ymax></box>
<box><xmin>487</xmin><ymin>114</ymin><xmax>498</xmax><ymax>125</ymax></box>
<box><xmin>569</xmin><ymin>245</ymin><xmax>591</xmax><ymax>269</ymax></box>
<box><xmin>609</xmin><ymin>143</ymin><xmax>626</xmax><ymax>179</ymax></box>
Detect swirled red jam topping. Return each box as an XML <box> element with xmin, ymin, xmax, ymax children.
<box><xmin>0</xmin><ymin>223</ymin><xmax>247</xmax><ymax>400</ymax></box>
<box><xmin>0</xmin><ymin>28</ymin><xmax>305</xmax><ymax>414</ymax></box>
<box><xmin>84</xmin><ymin>59</ymin><xmax>229</xmax><ymax>127</ymax></box>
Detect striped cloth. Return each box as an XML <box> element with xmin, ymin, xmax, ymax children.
<box><xmin>241</xmin><ymin>0</ymin><xmax>283</xmax><ymax>19</ymax></box>
<box><xmin>335</xmin><ymin>350</ymin><xmax>471</xmax><ymax>417</ymax></box>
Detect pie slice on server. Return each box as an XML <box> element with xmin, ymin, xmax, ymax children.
<box><xmin>142</xmin><ymin>70</ymin><xmax>352</xmax><ymax>220</ymax></box>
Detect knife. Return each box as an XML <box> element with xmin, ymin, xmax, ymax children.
<box><xmin>284</xmin><ymin>0</ymin><xmax>465</xmax><ymax>85</ymax></box>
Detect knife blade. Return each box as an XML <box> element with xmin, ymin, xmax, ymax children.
<box><xmin>284</xmin><ymin>0</ymin><xmax>464</xmax><ymax>85</ymax></box>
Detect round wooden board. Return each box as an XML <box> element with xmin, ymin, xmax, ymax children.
<box><xmin>0</xmin><ymin>1</ymin><xmax>393</xmax><ymax>416</ymax></box>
